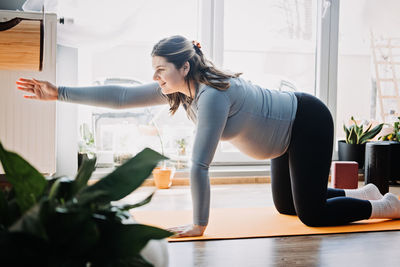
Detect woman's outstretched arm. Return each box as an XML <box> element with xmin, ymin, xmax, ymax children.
<box><xmin>17</xmin><ymin>78</ymin><xmax>168</xmax><ymax>108</ymax></box>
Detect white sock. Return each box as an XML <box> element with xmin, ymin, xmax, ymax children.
<box><xmin>344</xmin><ymin>183</ymin><xmax>383</xmax><ymax>200</ymax></box>
<box><xmin>370</xmin><ymin>193</ymin><xmax>400</xmax><ymax>219</ymax></box>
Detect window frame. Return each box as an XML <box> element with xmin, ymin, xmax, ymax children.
<box><xmin>315</xmin><ymin>0</ymin><xmax>340</xmax><ymax>159</ymax></box>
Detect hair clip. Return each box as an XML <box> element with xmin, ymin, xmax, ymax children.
<box><xmin>192</xmin><ymin>40</ymin><xmax>202</xmax><ymax>49</ymax></box>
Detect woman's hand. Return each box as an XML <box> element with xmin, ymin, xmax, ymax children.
<box><xmin>168</xmin><ymin>224</ymin><xmax>206</xmax><ymax>238</ymax></box>
<box><xmin>16</xmin><ymin>78</ymin><xmax>58</xmax><ymax>101</ymax></box>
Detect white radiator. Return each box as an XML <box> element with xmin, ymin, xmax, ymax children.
<box><xmin>0</xmin><ymin>10</ymin><xmax>57</xmax><ymax>175</ymax></box>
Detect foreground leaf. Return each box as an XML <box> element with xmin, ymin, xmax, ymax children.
<box><xmin>45</xmin><ymin>207</ymin><xmax>99</xmax><ymax>258</ymax></box>
<box><xmin>93</xmin><ymin>221</ymin><xmax>172</xmax><ymax>264</ymax></box>
<box><xmin>0</xmin><ymin>189</ymin><xmax>7</xmax><ymax>227</ymax></box>
<box><xmin>0</xmin><ymin>231</ymin><xmax>49</xmax><ymax>267</ymax></box>
<box><xmin>110</xmin><ymin>255</ymin><xmax>153</xmax><ymax>267</ymax></box>
<box><xmin>3</xmin><ymin>198</ymin><xmax>21</xmax><ymax>228</ymax></box>
<box><xmin>79</xmin><ymin>148</ymin><xmax>166</xmax><ymax>203</ymax></box>
<box><xmin>72</xmin><ymin>157</ymin><xmax>97</xmax><ymax>195</ymax></box>
<box><xmin>48</xmin><ymin>177</ymin><xmax>74</xmax><ymax>201</ymax></box>
<box><xmin>9</xmin><ymin>203</ymin><xmax>47</xmax><ymax>240</ymax></box>
<box><xmin>0</xmin><ymin>142</ymin><xmax>47</xmax><ymax>213</ymax></box>
<box><xmin>118</xmin><ymin>192</ymin><xmax>155</xmax><ymax>211</ymax></box>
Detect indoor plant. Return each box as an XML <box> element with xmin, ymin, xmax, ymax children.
<box><xmin>78</xmin><ymin>123</ymin><xmax>95</xmax><ymax>168</ymax></box>
<box><xmin>139</xmin><ymin>111</ymin><xmax>175</xmax><ymax>189</ymax></box>
<box><xmin>175</xmin><ymin>138</ymin><xmax>187</xmax><ymax>156</ymax></box>
<box><xmin>151</xmin><ymin>123</ymin><xmax>175</xmax><ymax>189</ymax></box>
<box><xmin>0</xmin><ymin>141</ymin><xmax>172</xmax><ymax>267</ymax></box>
<box><xmin>338</xmin><ymin>116</ymin><xmax>384</xmax><ymax>169</ymax></box>
<box><xmin>379</xmin><ymin>116</ymin><xmax>400</xmax><ymax>141</ymax></box>
<box><xmin>174</xmin><ymin>137</ymin><xmax>189</xmax><ymax>169</ymax></box>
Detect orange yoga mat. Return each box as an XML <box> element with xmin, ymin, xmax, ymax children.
<box><xmin>133</xmin><ymin>207</ymin><xmax>400</xmax><ymax>242</ymax></box>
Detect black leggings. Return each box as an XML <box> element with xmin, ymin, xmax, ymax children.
<box><xmin>271</xmin><ymin>92</ymin><xmax>372</xmax><ymax>226</ymax></box>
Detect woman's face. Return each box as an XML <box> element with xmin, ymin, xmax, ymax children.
<box><xmin>152</xmin><ymin>56</ymin><xmax>188</xmax><ymax>95</ymax></box>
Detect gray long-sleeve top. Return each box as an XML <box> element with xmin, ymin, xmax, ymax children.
<box><xmin>58</xmin><ymin>77</ymin><xmax>298</xmax><ymax>225</ymax></box>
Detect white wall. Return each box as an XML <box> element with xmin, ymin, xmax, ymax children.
<box><xmin>55</xmin><ymin>45</ymin><xmax>78</xmax><ymax>177</ymax></box>
<box><xmin>336</xmin><ymin>54</ymin><xmax>372</xmax><ymax>140</ymax></box>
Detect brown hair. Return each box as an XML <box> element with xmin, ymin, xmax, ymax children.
<box><xmin>151</xmin><ymin>35</ymin><xmax>241</xmax><ymax>115</ymax></box>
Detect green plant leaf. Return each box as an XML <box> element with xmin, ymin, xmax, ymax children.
<box><xmin>4</xmin><ymin>198</ymin><xmax>21</xmax><ymax>228</ymax></box>
<box><xmin>110</xmin><ymin>255</ymin><xmax>154</xmax><ymax>267</ymax></box>
<box><xmin>347</xmin><ymin>127</ymin><xmax>357</xmax><ymax>144</ymax></box>
<box><xmin>343</xmin><ymin>124</ymin><xmax>350</xmax><ymax>141</ymax></box>
<box><xmin>359</xmin><ymin>123</ymin><xmax>384</xmax><ymax>144</ymax></box>
<box><xmin>118</xmin><ymin>224</ymin><xmax>173</xmax><ymax>255</ymax></box>
<box><xmin>79</xmin><ymin>148</ymin><xmax>167</xmax><ymax>203</ymax></box>
<box><xmin>358</xmin><ymin>124</ymin><xmax>364</xmax><ymax>136</ymax></box>
<box><xmin>356</xmin><ymin>124</ymin><xmax>363</xmax><ymax>144</ymax></box>
<box><xmin>44</xmin><ymin>206</ymin><xmax>99</xmax><ymax>258</ymax></box>
<box><xmin>76</xmin><ymin>190</ymin><xmax>109</xmax><ymax>206</ymax></box>
<box><xmin>363</xmin><ymin>123</ymin><xmax>372</xmax><ymax>134</ymax></box>
<box><xmin>351</xmin><ymin>116</ymin><xmax>358</xmax><ymax>126</ymax></box>
<box><xmin>9</xmin><ymin>203</ymin><xmax>47</xmax><ymax>240</ymax></box>
<box><xmin>0</xmin><ymin>189</ymin><xmax>7</xmax><ymax>227</ymax></box>
<box><xmin>0</xmin><ymin>142</ymin><xmax>47</xmax><ymax>213</ymax></box>
<box><xmin>72</xmin><ymin>157</ymin><xmax>97</xmax><ymax>196</ymax></box>
<box><xmin>94</xmin><ymin>206</ymin><xmax>133</xmax><ymax>223</ymax></box>
<box><xmin>93</xmin><ymin>221</ymin><xmax>172</xmax><ymax>262</ymax></box>
<box><xmin>0</xmin><ymin>231</ymin><xmax>49</xmax><ymax>266</ymax></box>
<box><xmin>48</xmin><ymin>176</ymin><xmax>75</xmax><ymax>202</ymax></box>
<box><xmin>118</xmin><ymin>192</ymin><xmax>155</xmax><ymax>211</ymax></box>
<box><xmin>347</xmin><ymin>125</ymin><xmax>355</xmax><ymax>143</ymax></box>
<box><xmin>48</xmin><ymin>178</ymin><xmax>61</xmax><ymax>201</ymax></box>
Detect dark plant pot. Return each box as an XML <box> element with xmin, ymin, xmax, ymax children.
<box><xmin>386</xmin><ymin>141</ymin><xmax>400</xmax><ymax>182</ymax></box>
<box><xmin>338</xmin><ymin>140</ymin><xmax>366</xmax><ymax>169</ymax></box>
<box><xmin>364</xmin><ymin>141</ymin><xmax>391</xmax><ymax>194</ymax></box>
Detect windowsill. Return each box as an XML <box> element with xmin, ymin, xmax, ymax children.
<box><xmin>89</xmin><ymin>164</ymin><xmax>366</xmax><ymax>187</ymax></box>
<box><xmin>91</xmin><ymin>164</ymin><xmax>270</xmax><ymax>180</ymax></box>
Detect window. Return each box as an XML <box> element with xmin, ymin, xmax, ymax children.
<box><xmin>336</xmin><ymin>0</ymin><xmax>400</xmax><ymax>144</ymax></box>
<box><xmin>215</xmin><ymin>0</ymin><xmax>317</xmax><ymax>163</ymax></box>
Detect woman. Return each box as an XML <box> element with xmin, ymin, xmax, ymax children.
<box><xmin>16</xmin><ymin>35</ymin><xmax>400</xmax><ymax>238</ymax></box>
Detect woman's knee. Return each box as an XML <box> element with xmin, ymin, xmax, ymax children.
<box><xmin>274</xmin><ymin>201</ymin><xmax>325</xmax><ymax>226</ymax></box>
<box><xmin>296</xmin><ymin>209</ymin><xmax>325</xmax><ymax>227</ymax></box>
<box><xmin>274</xmin><ymin>203</ymin><xmax>297</xmax><ymax>216</ymax></box>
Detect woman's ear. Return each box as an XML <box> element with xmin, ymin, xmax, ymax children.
<box><xmin>182</xmin><ymin>61</ymin><xmax>190</xmax><ymax>77</ymax></box>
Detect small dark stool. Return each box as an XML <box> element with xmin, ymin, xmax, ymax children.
<box><xmin>364</xmin><ymin>142</ymin><xmax>391</xmax><ymax>194</ymax></box>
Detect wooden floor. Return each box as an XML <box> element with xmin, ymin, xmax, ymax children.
<box><xmin>123</xmin><ymin>183</ymin><xmax>400</xmax><ymax>267</ymax></box>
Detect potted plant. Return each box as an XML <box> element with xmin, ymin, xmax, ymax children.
<box><xmin>0</xmin><ymin>141</ymin><xmax>172</xmax><ymax>267</ymax></box>
<box><xmin>174</xmin><ymin>137</ymin><xmax>189</xmax><ymax>170</ymax></box>
<box><xmin>151</xmin><ymin>123</ymin><xmax>176</xmax><ymax>189</ymax></box>
<box><xmin>175</xmin><ymin>138</ymin><xmax>187</xmax><ymax>156</ymax></box>
<box><xmin>78</xmin><ymin>123</ymin><xmax>95</xmax><ymax>169</ymax></box>
<box><xmin>379</xmin><ymin>117</ymin><xmax>400</xmax><ymax>142</ymax></box>
<box><xmin>138</xmin><ymin>112</ymin><xmax>176</xmax><ymax>189</ymax></box>
<box><xmin>338</xmin><ymin>116</ymin><xmax>384</xmax><ymax>169</ymax></box>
